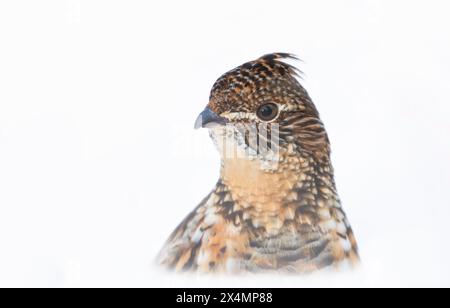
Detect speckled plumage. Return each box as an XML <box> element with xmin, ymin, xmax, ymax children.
<box><xmin>158</xmin><ymin>53</ymin><xmax>359</xmax><ymax>273</ymax></box>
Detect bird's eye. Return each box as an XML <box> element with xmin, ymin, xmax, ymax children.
<box><xmin>256</xmin><ymin>103</ymin><xmax>279</xmax><ymax>121</ymax></box>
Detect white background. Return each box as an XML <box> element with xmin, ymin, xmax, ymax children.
<box><xmin>0</xmin><ymin>0</ymin><xmax>449</xmax><ymax>287</ymax></box>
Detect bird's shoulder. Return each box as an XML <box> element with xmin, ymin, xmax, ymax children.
<box><xmin>158</xmin><ymin>182</ymin><xmax>241</xmax><ymax>271</ymax></box>
<box><xmin>158</xmin><ymin>180</ymin><xmax>359</xmax><ymax>273</ymax></box>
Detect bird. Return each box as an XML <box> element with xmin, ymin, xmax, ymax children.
<box><xmin>158</xmin><ymin>53</ymin><xmax>359</xmax><ymax>273</ymax></box>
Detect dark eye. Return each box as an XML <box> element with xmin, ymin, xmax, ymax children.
<box><xmin>256</xmin><ymin>103</ymin><xmax>279</xmax><ymax>121</ymax></box>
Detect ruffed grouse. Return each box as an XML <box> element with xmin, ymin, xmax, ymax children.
<box><xmin>158</xmin><ymin>53</ymin><xmax>359</xmax><ymax>273</ymax></box>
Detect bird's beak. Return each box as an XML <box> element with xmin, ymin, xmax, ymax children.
<box><xmin>194</xmin><ymin>107</ymin><xmax>228</xmax><ymax>129</ymax></box>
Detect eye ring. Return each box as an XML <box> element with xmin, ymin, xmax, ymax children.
<box><xmin>256</xmin><ymin>103</ymin><xmax>279</xmax><ymax>122</ymax></box>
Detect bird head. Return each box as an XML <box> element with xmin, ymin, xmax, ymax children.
<box><xmin>195</xmin><ymin>53</ymin><xmax>331</xmax><ymax>165</ymax></box>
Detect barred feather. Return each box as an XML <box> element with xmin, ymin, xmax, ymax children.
<box><xmin>158</xmin><ymin>53</ymin><xmax>359</xmax><ymax>273</ymax></box>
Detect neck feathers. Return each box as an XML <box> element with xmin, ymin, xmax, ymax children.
<box><xmin>220</xmin><ymin>146</ymin><xmax>339</xmax><ymax>232</ymax></box>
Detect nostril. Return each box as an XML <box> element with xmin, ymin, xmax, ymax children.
<box><xmin>194</xmin><ymin>107</ymin><xmax>228</xmax><ymax>129</ymax></box>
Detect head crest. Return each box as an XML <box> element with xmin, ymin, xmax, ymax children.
<box><xmin>210</xmin><ymin>53</ymin><xmax>303</xmax><ymax>100</ymax></box>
